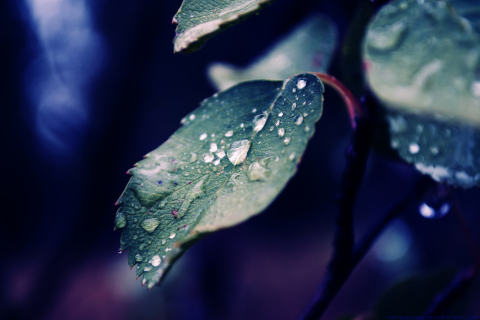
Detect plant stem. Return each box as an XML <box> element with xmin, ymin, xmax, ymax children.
<box><xmin>300</xmin><ymin>95</ymin><xmax>374</xmax><ymax>319</ymax></box>
<box><xmin>311</xmin><ymin>72</ymin><xmax>365</xmax><ymax>128</ymax></box>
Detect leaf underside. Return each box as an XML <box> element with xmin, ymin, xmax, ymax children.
<box><xmin>208</xmin><ymin>13</ymin><xmax>338</xmax><ymax>91</ymax></box>
<box><xmin>115</xmin><ymin>73</ymin><xmax>324</xmax><ymax>288</ymax></box>
<box><xmin>173</xmin><ymin>0</ymin><xmax>276</xmax><ymax>53</ymax></box>
<box><xmin>363</xmin><ymin>0</ymin><xmax>480</xmax><ymax>188</ymax></box>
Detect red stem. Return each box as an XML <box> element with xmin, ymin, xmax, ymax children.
<box><xmin>311</xmin><ymin>72</ymin><xmax>364</xmax><ymax>128</ymax></box>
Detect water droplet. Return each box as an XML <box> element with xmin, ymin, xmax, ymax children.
<box><xmin>430</xmin><ymin>145</ymin><xmax>439</xmax><ymax>155</ymax></box>
<box><xmin>247</xmin><ymin>159</ymin><xmax>271</xmax><ymax>181</ymax></box>
<box><xmin>295</xmin><ymin>115</ymin><xmax>304</xmax><ymax>125</ymax></box>
<box><xmin>151</xmin><ymin>255</ymin><xmax>161</xmax><ymax>267</ymax></box>
<box><xmin>181</xmin><ymin>117</ymin><xmax>187</xmax><ymax>124</ymax></box>
<box><xmin>409</xmin><ymin>143</ymin><xmax>420</xmax><ymax>154</ymax></box>
<box><xmin>118</xmin><ymin>249</ymin><xmax>123</xmax><ymax>254</ymax></box>
<box><xmin>227</xmin><ymin>140</ymin><xmax>251</xmax><ymax>165</ymax></box>
<box><xmin>303</xmin><ymin>112</ymin><xmax>308</xmax><ymax>117</ymax></box>
<box><xmin>284</xmin><ymin>137</ymin><xmax>291</xmax><ymax>145</ymax></box>
<box><xmin>165</xmin><ymin>248</ymin><xmax>172</xmax><ymax>252</ymax></box>
<box><xmin>144</xmin><ymin>266</ymin><xmax>151</xmax><ymax>272</ymax></box>
<box><xmin>213</xmin><ymin>158</ymin><xmax>221</xmax><ymax>166</ymax></box>
<box><xmin>240</xmin><ymin>123</ymin><xmax>244</xmax><ymax>128</ymax></box>
<box><xmin>275</xmin><ymin>120</ymin><xmax>280</xmax><ymax>126</ymax></box>
<box><xmin>253</xmin><ymin>113</ymin><xmax>268</xmax><ymax>133</ymax></box>
<box><xmin>366</xmin><ymin>20</ymin><xmax>407</xmax><ymax>51</ymax></box>
<box><xmin>391</xmin><ymin>139</ymin><xmax>399</xmax><ymax>148</ymax></box>
<box><xmin>204</xmin><ymin>153</ymin><xmax>214</xmax><ymax>163</ymax></box>
<box><xmin>135</xmin><ymin>254</ymin><xmax>143</xmax><ymax>262</ymax></box>
<box><xmin>292</xmin><ymin>88</ymin><xmax>297</xmax><ymax>93</ymax></box>
<box><xmin>190</xmin><ymin>153</ymin><xmax>197</xmax><ymax>162</ymax></box>
<box><xmin>210</xmin><ymin>143</ymin><xmax>218</xmax><ymax>152</ymax></box>
<box><xmin>216</xmin><ymin>149</ymin><xmax>226</xmax><ymax>159</ymax></box>
<box><xmin>269</xmin><ymin>126</ymin><xmax>274</xmax><ymax>132</ymax></box>
<box><xmin>278</xmin><ymin>128</ymin><xmax>285</xmax><ymax>137</ymax></box>
<box><xmin>419</xmin><ymin>202</ymin><xmax>450</xmax><ymax>219</ymax></box>
<box><xmin>289</xmin><ymin>153</ymin><xmax>296</xmax><ymax>161</ymax></box>
<box><xmin>199</xmin><ymin>133</ymin><xmax>208</xmax><ymax>140</ymax></box>
<box><xmin>161</xmin><ymin>239</ymin><xmax>166</xmax><ymax>245</ymax></box>
<box><xmin>169</xmin><ymin>233</ymin><xmax>176</xmax><ymax>239</ymax></box>
<box><xmin>189</xmin><ymin>114</ymin><xmax>195</xmax><ymax>121</ymax></box>
<box><xmin>292</xmin><ymin>103</ymin><xmax>297</xmax><ymax>110</ymax></box>
<box><xmin>142</xmin><ymin>278</ymin><xmax>147</xmax><ymax>285</ymax></box>
<box><xmin>225</xmin><ymin>130</ymin><xmax>234</xmax><ymax>137</ymax></box>
<box><xmin>252</xmin><ymin>108</ymin><xmax>257</xmax><ymax>113</ymax></box>
<box><xmin>114</xmin><ymin>209</ymin><xmax>126</xmax><ymax>229</ymax></box>
<box><xmin>305</xmin><ymin>126</ymin><xmax>310</xmax><ymax>132</ymax></box>
<box><xmin>141</xmin><ymin>218</ymin><xmax>160</xmax><ymax>232</ymax></box>
<box><xmin>278</xmin><ymin>112</ymin><xmax>283</xmax><ymax>117</ymax></box>
<box><xmin>133</xmin><ymin>235</ymin><xmax>138</xmax><ymax>240</ymax></box>
<box><xmin>418</xmin><ymin>184</ymin><xmax>453</xmax><ymax>219</ymax></box>
<box><xmin>296</xmin><ymin>79</ymin><xmax>307</xmax><ymax>89</ymax></box>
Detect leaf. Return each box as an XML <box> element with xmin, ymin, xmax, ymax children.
<box><xmin>363</xmin><ymin>0</ymin><xmax>480</xmax><ymax>126</ymax></box>
<box><xmin>374</xmin><ymin>267</ymin><xmax>457</xmax><ymax>317</ymax></box>
<box><xmin>363</xmin><ymin>0</ymin><xmax>480</xmax><ymax>188</ymax></box>
<box><xmin>115</xmin><ymin>73</ymin><xmax>324</xmax><ymax>288</ymax></box>
<box><xmin>208</xmin><ymin>13</ymin><xmax>338</xmax><ymax>90</ymax></box>
<box><xmin>386</xmin><ymin>110</ymin><xmax>480</xmax><ymax>188</ymax></box>
<box><xmin>172</xmin><ymin>0</ymin><xmax>276</xmax><ymax>53</ymax></box>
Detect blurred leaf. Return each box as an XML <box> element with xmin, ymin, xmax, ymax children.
<box><xmin>363</xmin><ymin>0</ymin><xmax>480</xmax><ymax>188</ymax></box>
<box><xmin>363</xmin><ymin>0</ymin><xmax>480</xmax><ymax>126</ymax></box>
<box><xmin>172</xmin><ymin>0</ymin><xmax>276</xmax><ymax>53</ymax></box>
<box><xmin>386</xmin><ymin>111</ymin><xmax>480</xmax><ymax>188</ymax></box>
<box><xmin>375</xmin><ymin>267</ymin><xmax>457</xmax><ymax>318</ymax></box>
<box><xmin>115</xmin><ymin>73</ymin><xmax>324</xmax><ymax>288</ymax></box>
<box><xmin>208</xmin><ymin>13</ymin><xmax>338</xmax><ymax>91</ymax></box>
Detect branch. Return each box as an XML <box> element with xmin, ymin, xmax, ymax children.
<box><xmin>300</xmin><ymin>94</ymin><xmax>374</xmax><ymax>320</ymax></box>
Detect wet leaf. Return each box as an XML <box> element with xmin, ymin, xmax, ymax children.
<box><xmin>172</xmin><ymin>0</ymin><xmax>276</xmax><ymax>53</ymax></box>
<box><xmin>363</xmin><ymin>0</ymin><xmax>480</xmax><ymax>188</ymax></box>
<box><xmin>115</xmin><ymin>73</ymin><xmax>324</xmax><ymax>288</ymax></box>
<box><xmin>363</xmin><ymin>0</ymin><xmax>480</xmax><ymax>126</ymax></box>
<box><xmin>208</xmin><ymin>14</ymin><xmax>338</xmax><ymax>90</ymax></box>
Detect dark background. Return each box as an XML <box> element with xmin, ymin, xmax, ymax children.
<box><xmin>1</xmin><ymin>0</ymin><xmax>480</xmax><ymax>319</ymax></box>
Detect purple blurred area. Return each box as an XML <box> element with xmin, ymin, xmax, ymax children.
<box><xmin>1</xmin><ymin>0</ymin><xmax>480</xmax><ymax>319</ymax></box>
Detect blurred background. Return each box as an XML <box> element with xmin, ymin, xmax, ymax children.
<box><xmin>1</xmin><ymin>0</ymin><xmax>480</xmax><ymax>319</ymax></box>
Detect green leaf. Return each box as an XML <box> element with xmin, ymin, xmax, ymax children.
<box><xmin>386</xmin><ymin>110</ymin><xmax>480</xmax><ymax>188</ymax></box>
<box><xmin>208</xmin><ymin>13</ymin><xmax>338</xmax><ymax>90</ymax></box>
<box><xmin>115</xmin><ymin>73</ymin><xmax>324</xmax><ymax>288</ymax></box>
<box><xmin>363</xmin><ymin>0</ymin><xmax>480</xmax><ymax>126</ymax></box>
<box><xmin>172</xmin><ymin>0</ymin><xmax>276</xmax><ymax>53</ymax></box>
<box><xmin>363</xmin><ymin>0</ymin><xmax>480</xmax><ymax>188</ymax></box>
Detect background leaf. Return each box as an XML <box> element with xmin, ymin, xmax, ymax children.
<box><xmin>173</xmin><ymin>0</ymin><xmax>276</xmax><ymax>53</ymax></box>
<box><xmin>363</xmin><ymin>0</ymin><xmax>480</xmax><ymax>188</ymax></box>
<box><xmin>208</xmin><ymin>13</ymin><xmax>338</xmax><ymax>91</ymax></box>
<box><xmin>115</xmin><ymin>73</ymin><xmax>324</xmax><ymax>288</ymax></box>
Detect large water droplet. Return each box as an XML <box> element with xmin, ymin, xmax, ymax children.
<box><xmin>114</xmin><ymin>209</ymin><xmax>126</xmax><ymax>229</ymax></box>
<box><xmin>199</xmin><ymin>133</ymin><xmax>208</xmax><ymax>141</ymax></box>
<box><xmin>151</xmin><ymin>255</ymin><xmax>161</xmax><ymax>267</ymax></box>
<box><xmin>296</xmin><ymin>79</ymin><xmax>307</xmax><ymax>89</ymax></box>
<box><xmin>141</xmin><ymin>218</ymin><xmax>160</xmax><ymax>232</ymax></box>
<box><xmin>227</xmin><ymin>140</ymin><xmax>251</xmax><ymax>165</ymax></box>
<box><xmin>366</xmin><ymin>20</ymin><xmax>407</xmax><ymax>51</ymax></box>
<box><xmin>253</xmin><ymin>113</ymin><xmax>268</xmax><ymax>133</ymax></box>
<box><xmin>247</xmin><ymin>159</ymin><xmax>271</xmax><ymax>181</ymax></box>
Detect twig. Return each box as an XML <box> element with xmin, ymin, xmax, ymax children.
<box><xmin>300</xmin><ymin>91</ymin><xmax>374</xmax><ymax>319</ymax></box>
<box><xmin>424</xmin><ymin>197</ymin><xmax>480</xmax><ymax>315</ymax></box>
